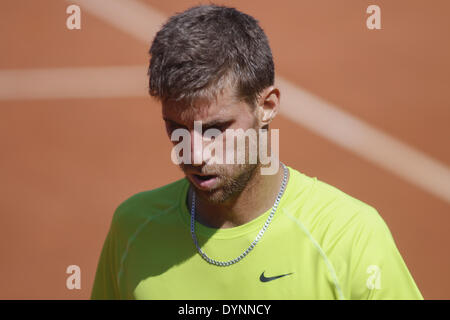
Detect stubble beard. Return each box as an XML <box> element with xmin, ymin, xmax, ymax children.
<box><xmin>187</xmin><ymin>116</ymin><xmax>263</xmax><ymax>204</ymax></box>
<box><xmin>191</xmin><ymin>163</ymin><xmax>259</xmax><ymax>204</ymax></box>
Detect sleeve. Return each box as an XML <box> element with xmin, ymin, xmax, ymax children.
<box><xmin>90</xmin><ymin>217</ymin><xmax>122</xmax><ymax>300</ymax></box>
<box><xmin>348</xmin><ymin>207</ymin><xmax>423</xmax><ymax>300</ymax></box>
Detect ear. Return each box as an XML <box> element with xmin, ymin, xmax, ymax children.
<box><xmin>255</xmin><ymin>86</ymin><xmax>281</xmax><ymax>127</ymax></box>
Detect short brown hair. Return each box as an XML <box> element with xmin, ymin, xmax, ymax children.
<box><xmin>148</xmin><ymin>4</ymin><xmax>275</xmax><ymax>108</ymax></box>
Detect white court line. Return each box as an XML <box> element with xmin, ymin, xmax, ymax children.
<box><xmin>2</xmin><ymin>0</ymin><xmax>449</xmax><ymax>204</ymax></box>
<box><xmin>68</xmin><ymin>0</ymin><xmax>450</xmax><ymax>204</ymax></box>
<box><xmin>69</xmin><ymin>0</ymin><xmax>167</xmax><ymax>43</ymax></box>
<box><xmin>0</xmin><ymin>66</ymin><xmax>147</xmax><ymax>100</ymax></box>
<box><xmin>276</xmin><ymin>77</ymin><xmax>450</xmax><ymax>204</ymax></box>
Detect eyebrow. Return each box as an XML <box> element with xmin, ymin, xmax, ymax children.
<box><xmin>163</xmin><ymin>117</ymin><xmax>180</xmax><ymax>125</ymax></box>
<box><xmin>201</xmin><ymin>119</ymin><xmax>233</xmax><ymax>128</ymax></box>
<box><xmin>163</xmin><ymin>117</ymin><xmax>233</xmax><ymax>128</ymax></box>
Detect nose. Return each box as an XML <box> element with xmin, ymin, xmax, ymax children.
<box><xmin>190</xmin><ymin>127</ymin><xmax>204</xmax><ymax>166</ymax></box>
<box><xmin>190</xmin><ymin>124</ymin><xmax>218</xmax><ymax>166</ymax></box>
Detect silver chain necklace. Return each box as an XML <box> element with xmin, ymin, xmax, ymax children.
<box><xmin>190</xmin><ymin>163</ymin><xmax>288</xmax><ymax>267</ymax></box>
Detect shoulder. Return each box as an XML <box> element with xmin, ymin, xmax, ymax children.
<box><xmin>110</xmin><ymin>178</ymin><xmax>189</xmax><ymax>235</ymax></box>
<box><xmin>284</xmin><ymin>166</ymin><xmax>389</xmax><ymax>247</ymax></box>
<box><xmin>312</xmin><ymin>177</ymin><xmax>387</xmax><ymax>240</ymax></box>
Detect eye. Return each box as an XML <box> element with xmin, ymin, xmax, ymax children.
<box><xmin>204</xmin><ymin>121</ymin><xmax>232</xmax><ymax>133</ymax></box>
<box><xmin>215</xmin><ymin>124</ymin><xmax>228</xmax><ymax>132</ymax></box>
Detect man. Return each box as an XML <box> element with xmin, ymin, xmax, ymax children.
<box><xmin>91</xmin><ymin>4</ymin><xmax>423</xmax><ymax>300</ymax></box>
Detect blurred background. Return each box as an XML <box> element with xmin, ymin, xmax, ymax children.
<box><xmin>0</xmin><ymin>0</ymin><xmax>449</xmax><ymax>299</ymax></box>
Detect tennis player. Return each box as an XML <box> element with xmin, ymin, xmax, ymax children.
<box><xmin>91</xmin><ymin>4</ymin><xmax>423</xmax><ymax>300</ymax></box>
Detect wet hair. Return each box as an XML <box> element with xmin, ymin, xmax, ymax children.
<box><xmin>148</xmin><ymin>4</ymin><xmax>274</xmax><ymax>108</ymax></box>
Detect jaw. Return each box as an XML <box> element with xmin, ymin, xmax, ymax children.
<box><xmin>189</xmin><ymin>163</ymin><xmax>260</xmax><ymax>205</ymax></box>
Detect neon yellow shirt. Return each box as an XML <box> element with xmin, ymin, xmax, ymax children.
<box><xmin>91</xmin><ymin>166</ymin><xmax>423</xmax><ymax>300</ymax></box>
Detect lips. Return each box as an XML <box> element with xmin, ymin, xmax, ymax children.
<box><xmin>189</xmin><ymin>173</ymin><xmax>219</xmax><ymax>190</ymax></box>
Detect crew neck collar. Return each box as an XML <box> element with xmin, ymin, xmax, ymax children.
<box><xmin>177</xmin><ymin>166</ymin><xmax>293</xmax><ymax>240</ymax></box>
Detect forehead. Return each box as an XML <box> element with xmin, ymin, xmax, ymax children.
<box><xmin>162</xmin><ymin>89</ymin><xmax>252</xmax><ymax>124</ymax></box>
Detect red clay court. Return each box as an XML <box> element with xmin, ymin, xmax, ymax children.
<box><xmin>0</xmin><ymin>0</ymin><xmax>449</xmax><ymax>299</ymax></box>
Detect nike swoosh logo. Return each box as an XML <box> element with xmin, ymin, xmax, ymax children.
<box><xmin>259</xmin><ymin>271</ymin><xmax>293</xmax><ymax>282</ymax></box>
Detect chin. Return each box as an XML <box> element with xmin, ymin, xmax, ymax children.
<box><xmin>186</xmin><ymin>164</ymin><xmax>258</xmax><ymax>204</ymax></box>
<box><xmin>192</xmin><ymin>184</ymin><xmax>230</xmax><ymax>204</ymax></box>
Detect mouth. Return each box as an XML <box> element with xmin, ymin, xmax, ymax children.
<box><xmin>189</xmin><ymin>173</ymin><xmax>219</xmax><ymax>190</ymax></box>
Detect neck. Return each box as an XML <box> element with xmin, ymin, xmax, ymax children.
<box><xmin>188</xmin><ymin>161</ymin><xmax>287</xmax><ymax>229</ymax></box>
